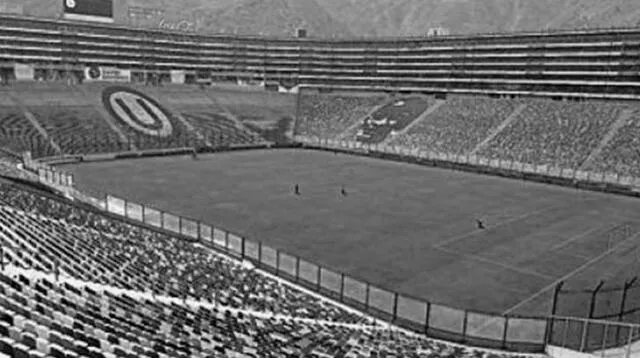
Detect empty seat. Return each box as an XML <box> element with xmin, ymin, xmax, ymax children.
<box><xmin>13</xmin><ymin>342</ymin><xmax>30</xmax><ymax>358</ymax></box>
<box><xmin>0</xmin><ymin>337</ymin><xmax>14</xmax><ymax>356</ymax></box>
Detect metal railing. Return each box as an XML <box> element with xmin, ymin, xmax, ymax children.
<box><xmin>96</xmin><ymin>140</ymin><xmax>640</xmax><ymax>353</ymax></box>
<box><xmin>548</xmin><ymin>316</ymin><xmax>640</xmax><ymax>358</ymax></box>
<box><xmin>103</xmin><ymin>193</ymin><xmax>548</xmax><ymax>352</ymax></box>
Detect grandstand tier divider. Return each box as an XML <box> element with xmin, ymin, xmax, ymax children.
<box><xmin>471</xmin><ymin>104</ymin><xmax>528</xmax><ymax>155</ymax></box>
<box><xmin>5</xmin><ymin>92</ymin><xmax>61</xmax><ymax>155</ymax></box>
<box><xmin>72</xmin><ymin>85</ymin><xmax>135</xmax><ymax>152</ymax></box>
<box><xmin>579</xmin><ymin>109</ymin><xmax>635</xmax><ymax>172</ymax></box>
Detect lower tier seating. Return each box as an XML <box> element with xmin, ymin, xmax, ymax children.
<box><xmin>0</xmin><ymin>183</ymin><xmax>363</xmax><ymax>324</ymax></box>
<box><xmin>357</xmin><ymin>97</ymin><xmax>432</xmax><ymax>144</ymax></box>
<box><xmin>394</xmin><ymin>96</ymin><xmax>521</xmax><ymax>154</ymax></box>
<box><xmin>479</xmin><ymin>99</ymin><xmax>623</xmax><ymax>169</ymax></box>
<box><xmin>28</xmin><ymin>106</ymin><xmax>123</xmax><ymax>155</ymax></box>
<box><xmin>297</xmin><ymin>94</ymin><xmax>386</xmax><ymax>139</ymax></box>
<box><xmin>0</xmin><ymin>109</ymin><xmax>56</xmax><ymax>158</ymax></box>
<box><xmin>0</xmin><ymin>270</ymin><xmax>528</xmax><ymax>358</ymax></box>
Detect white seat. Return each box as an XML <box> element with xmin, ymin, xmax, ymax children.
<box><xmin>36</xmin><ymin>337</ymin><xmax>49</xmax><ymax>354</ymax></box>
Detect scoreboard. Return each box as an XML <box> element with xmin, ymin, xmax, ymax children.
<box><xmin>63</xmin><ymin>0</ymin><xmax>113</xmax><ymax>23</ymax></box>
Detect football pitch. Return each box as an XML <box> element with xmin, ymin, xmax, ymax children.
<box><xmin>63</xmin><ymin>149</ymin><xmax>640</xmax><ymax>317</ymax></box>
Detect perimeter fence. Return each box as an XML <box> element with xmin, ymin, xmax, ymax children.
<box><xmin>104</xmin><ymin>194</ymin><xmax>548</xmax><ymax>352</ymax></box>
<box><xmin>91</xmin><ymin>139</ymin><xmax>640</xmax><ymax>354</ymax></box>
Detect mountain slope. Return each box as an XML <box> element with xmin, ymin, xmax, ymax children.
<box><xmin>14</xmin><ymin>0</ymin><xmax>640</xmax><ymax>37</ymax></box>
<box><xmin>315</xmin><ymin>0</ymin><xmax>640</xmax><ymax>37</ymax></box>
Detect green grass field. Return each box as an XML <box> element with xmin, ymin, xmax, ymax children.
<box><xmin>62</xmin><ymin>149</ymin><xmax>640</xmax><ymax>318</ymax></box>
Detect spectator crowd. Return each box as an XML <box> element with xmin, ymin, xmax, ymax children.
<box><xmin>299</xmin><ymin>93</ymin><xmax>640</xmax><ymax>180</ymax></box>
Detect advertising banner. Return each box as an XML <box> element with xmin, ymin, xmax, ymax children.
<box><xmin>170</xmin><ymin>70</ymin><xmax>185</xmax><ymax>84</ymax></box>
<box><xmin>14</xmin><ymin>64</ymin><xmax>34</xmax><ymax>81</ymax></box>
<box><xmin>127</xmin><ymin>2</ymin><xmax>200</xmax><ymax>32</ymax></box>
<box><xmin>63</xmin><ymin>0</ymin><xmax>114</xmax><ymax>23</ymax></box>
<box><xmin>84</xmin><ymin>66</ymin><xmax>131</xmax><ymax>82</ymax></box>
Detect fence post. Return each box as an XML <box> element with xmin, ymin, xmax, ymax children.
<box><xmin>124</xmin><ymin>199</ymin><xmax>128</xmax><ymax>218</ymax></box>
<box><xmin>601</xmin><ymin>323</ymin><xmax>609</xmax><ymax>357</ymax></box>
<box><xmin>589</xmin><ymin>281</ymin><xmax>605</xmax><ymax>318</ymax></box>
<box><xmin>546</xmin><ymin>282</ymin><xmax>565</xmax><ymax>344</ymax></box>
<box><xmin>561</xmin><ymin>317</ymin><xmax>570</xmax><ymax>349</ymax></box>
<box><xmin>462</xmin><ymin>311</ymin><xmax>469</xmax><ymax>343</ymax></box>
<box><xmin>339</xmin><ymin>273</ymin><xmax>345</xmax><ymax>302</ymax></box>
<box><xmin>392</xmin><ymin>293</ymin><xmax>398</xmax><ymax>323</ymax></box>
<box><xmin>365</xmin><ymin>283</ymin><xmax>370</xmax><ymax>311</ymax></box>
<box><xmin>141</xmin><ymin>205</ymin><xmax>146</xmax><ymax>225</ymax></box>
<box><xmin>275</xmin><ymin>250</ymin><xmax>280</xmax><ymax>274</ymax></box>
<box><xmin>582</xmin><ymin>281</ymin><xmax>604</xmax><ymax>352</ymax></box>
<box><xmin>295</xmin><ymin>257</ymin><xmax>300</xmax><ymax>282</ymax></box>
<box><xmin>224</xmin><ymin>232</ymin><xmax>229</xmax><ymax>250</ymax></box>
<box><xmin>425</xmin><ymin>302</ymin><xmax>431</xmax><ymax>334</ymax></box>
<box><xmin>257</xmin><ymin>241</ymin><xmax>262</xmax><ymax>265</ymax></box>
<box><xmin>178</xmin><ymin>217</ymin><xmax>183</xmax><ymax>234</ymax></box>
<box><xmin>240</xmin><ymin>237</ymin><xmax>245</xmax><ymax>258</ymax></box>
<box><xmin>160</xmin><ymin>211</ymin><xmax>164</xmax><ymax>228</ymax></box>
<box><xmin>316</xmin><ymin>266</ymin><xmax>321</xmax><ymax>292</ymax></box>
<box><xmin>617</xmin><ymin>277</ymin><xmax>636</xmax><ymax>343</ymax></box>
<box><xmin>625</xmin><ymin>325</ymin><xmax>634</xmax><ymax>358</ymax></box>
<box><xmin>502</xmin><ymin>317</ymin><xmax>509</xmax><ymax>350</ymax></box>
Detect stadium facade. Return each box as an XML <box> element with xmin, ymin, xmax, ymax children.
<box><xmin>0</xmin><ymin>1</ymin><xmax>639</xmax><ymax>98</ymax></box>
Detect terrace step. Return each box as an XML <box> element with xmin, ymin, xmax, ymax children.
<box><xmin>6</xmin><ymin>92</ymin><xmax>62</xmax><ymax>155</ymax></box>
<box><xmin>471</xmin><ymin>103</ymin><xmax>527</xmax><ymax>156</ymax></box>
<box><xmin>580</xmin><ymin>109</ymin><xmax>634</xmax><ymax>171</ymax></box>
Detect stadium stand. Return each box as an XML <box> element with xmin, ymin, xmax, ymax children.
<box><xmin>392</xmin><ymin>96</ymin><xmax>521</xmax><ymax>154</ymax></box>
<box><xmin>479</xmin><ymin>99</ymin><xmax>624</xmax><ymax>169</ymax></box>
<box><xmin>0</xmin><ymin>108</ymin><xmax>55</xmax><ymax>158</ymax></box>
<box><xmin>0</xmin><ymin>182</ymin><xmax>364</xmax><ymax>323</ymax></box>
<box><xmin>297</xmin><ymin>94</ymin><xmax>386</xmax><ymax>139</ymax></box>
<box><xmin>356</xmin><ymin>97</ymin><xmax>432</xmax><ymax>144</ymax></box>
<box><xmin>0</xmin><ymin>266</ymin><xmax>537</xmax><ymax>358</ymax></box>
<box><xmin>0</xmin><ymin>83</ymin><xmax>276</xmax><ymax>156</ymax></box>
<box><xmin>0</xmin><ymin>180</ymin><xmax>540</xmax><ymax>358</ymax></box>
<box><xmin>181</xmin><ymin>111</ymin><xmax>263</xmax><ymax>146</ymax></box>
<box><xmin>590</xmin><ymin>109</ymin><xmax>640</xmax><ymax>177</ymax></box>
<box><xmin>28</xmin><ymin>105</ymin><xmax>124</xmax><ymax>155</ymax></box>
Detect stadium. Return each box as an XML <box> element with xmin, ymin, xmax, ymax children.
<box><xmin>1</xmin><ymin>0</ymin><xmax>640</xmax><ymax>357</ymax></box>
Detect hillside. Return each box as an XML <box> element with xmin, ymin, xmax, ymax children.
<box><xmin>315</xmin><ymin>0</ymin><xmax>640</xmax><ymax>37</ymax></box>
<box><xmin>11</xmin><ymin>0</ymin><xmax>640</xmax><ymax>37</ymax></box>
